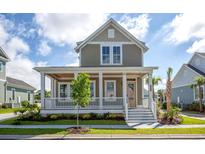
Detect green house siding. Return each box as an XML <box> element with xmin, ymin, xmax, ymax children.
<box><xmin>6</xmin><ymin>86</ymin><xmax>34</xmax><ymax>103</ymax></box>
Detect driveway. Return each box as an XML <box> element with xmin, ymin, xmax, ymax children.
<box><xmin>182</xmin><ymin>112</ymin><xmax>205</xmax><ymax>120</ymax></box>
<box><xmin>0</xmin><ymin>113</ymin><xmax>17</xmax><ymax>122</ymax></box>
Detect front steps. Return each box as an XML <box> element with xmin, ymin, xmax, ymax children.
<box><xmin>126</xmin><ymin>107</ymin><xmax>157</xmax><ymax>123</ymax></box>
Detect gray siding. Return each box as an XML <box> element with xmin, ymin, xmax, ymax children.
<box><xmin>172</xmin><ymin>85</ymin><xmax>205</xmax><ymax>105</ymax></box>
<box><xmin>91</xmin><ymin>25</ymin><xmax>131</xmax><ymax>42</ymax></box>
<box><xmin>0</xmin><ymin>81</ymin><xmax>5</xmax><ymax>103</ymax></box>
<box><xmin>172</xmin><ymin>65</ymin><xmax>198</xmax><ymax>88</ymax></box>
<box><xmin>189</xmin><ymin>54</ymin><xmax>205</xmax><ymax>73</ymax></box>
<box><xmin>6</xmin><ymin>86</ymin><xmax>34</xmax><ymax>103</ymax></box>
<box><xmin>0</xmin><ymin>60</ymin><xmax>6</xmax><ymax>80</ymax></box>
<box><xmin>172</xmin><ymin>85</ymin><xmax>194</xmax><ymax>105</ymax></box>
<box><xmin>81</xmin><ymin>44</ymin><xmax>142</xmax><ymax>67</ymax></box>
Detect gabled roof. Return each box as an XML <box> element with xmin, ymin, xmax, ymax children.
<box><xmin>6</xmin><ymin>77</ymin><xmax>36</xmax><ymax>91</ymax></box>
<box><xmin>186</xmin><ymin>64</ymin><xmax>205</xmax><ymax>77</ymax></box>
<box><xmin>75</xmin><ymin>18</ymin><xmax>149</xmax><ymax>53</ymax></box>
<box><xmin>196</xmin><ymin>52</ymin><xmax>205</xmax><ymax>58</ymax></box>
<box><xmin>0</xmin><ymin>47</ymin><xmax>10</xmax><ymax>62</ymax></box>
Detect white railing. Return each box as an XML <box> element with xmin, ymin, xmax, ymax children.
<box><xmin>142</xmin><ymin>97</ymin><xmax>149</xmax><ymax>108</ymax></box>
<box><xmin>43</xmin><ymin>97</ymin><xmax>123</xmax><ymax>110</ymax></box>
<box><xmin>149</xmin><ymin>99</ymin><xmax>157</xmax><ymax>119</ymax></box>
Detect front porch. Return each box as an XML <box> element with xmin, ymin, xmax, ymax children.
<box><xmin>35</xmin><ymin>66</ymin><xmax>157</xmax><ymax>121</ymax></box>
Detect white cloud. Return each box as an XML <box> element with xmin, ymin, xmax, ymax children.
<box><xmin>0</xmin><ymin>15</ymin><xmax>49</xmax><ymax>90</ymax></box>
<box><xmin>187</xmin><ymin>39</ymin><xmax>205</xmax><ymax>53</ymax></box>
<box><xmin>34</xmin><ymin>13</ymin><xmax>109</xmax><ymax>46</ymax></box>
<box><xmin>160</xmin><ymin>13</ymin><xmax>205</xmax><ymax>53</ymax></box>
<box><xmin>119</xmin><ymin>14</ymin><xmax>151</xmax><ymax>40</ymax></box>
<box><xmin>38</xmin><ymin>41</ymin><xmax>51</xmax><ymax>56</ymax></box>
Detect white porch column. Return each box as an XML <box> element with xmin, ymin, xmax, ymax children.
<box><xmin>99</xmin><ymin>72</ymin><xmax>103</xmax><ymax>110</ymax></box>
<box><xmin>41</xmin><ymin>72</ymin><xmax>45</xmax><ymax>108</ymax></box>
<box><xmin>148</xmin><ymin>73</ymin><xmax>153</xmax><ymax>108</ymax></box>
<box><xmin>50</xmin><ymin>78</ymin><xmax>54</xmax><ymax>97</ymax></box>
<box><xmin>122</xmin><ymin>73</ymin><xmax>127</xmax><ymax>105</ymax></box>
<box><xmin>53</xmin><ymin>79</ymin><xmax>57</xmax><ymax>98</ymax></box>
<box><xmin>122</xmin><ymin>73</ymin><xmax>128</xmax><ymax>120</ymax></box>
<box><xmin>74</xmin><ymin>72</ymin><xmax>78</xmax><ymax>79</ymax></box>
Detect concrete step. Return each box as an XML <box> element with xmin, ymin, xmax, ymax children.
<box><xmin>127</xmin><ymin>120</ymin><xmax>157</xmax><ymax>123</ymax></box>
<box><xmin>128</xmin><ymin>115</ymin><xmax>154</xmax><ymax>118</ymax></box>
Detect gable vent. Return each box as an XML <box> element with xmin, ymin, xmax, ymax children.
<box><xmin>108</xmin><ymin>29</ymin><xmax>115</xmax><ymax>38</ymax></box>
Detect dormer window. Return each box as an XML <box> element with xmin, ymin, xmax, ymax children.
<box><xmin>101</xmin><ymin>43</ymin><xmax>122</xmax><ymax>65</ymax></box>
<box><xmin>108</xmin><ymin>29</ymin><xmax>115</xmax><ymax>38</ymax></box>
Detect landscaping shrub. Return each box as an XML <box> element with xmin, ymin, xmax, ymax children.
<box><xmin>79</xmin><ymin>114</ymin><xmax>91</xmax><ymax>120</ymax></box>
<box><xmin>89</xmin><ymin>113</ymin><xmax>98</xmax><ymax>119</ymax></box>
<box><xmin>159</xmin><ymin>106</ymin><xmax>182</xmax><ymax>124</ymax></box>
<box><xmin>49</xmin><ymin>114</ymin><xmax>59</xmax><ymax>120</ymax></box>
<box><xmin>21</xmin><ymin>101</ymin><xmax>30</xmax><ymax>108</ymax></box>
<box><xmin>161</xmin><ymin>102</ymin><xmax>181</xmax><ymax>110</ymax></box>
<box><xmin>187</xmin><ymin>102</ymin><xmax>205</xmax><ymax>111</ymax></box>
<box><xmin>1</xmin><ymin>103</ymin><xmax>9</xmax><ymax>109</ymax></box>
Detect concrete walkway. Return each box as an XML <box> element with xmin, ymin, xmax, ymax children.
<box><xmin>1</xmin><ymin>134</ymin><xmax>205</xmax><ymax>139</ymax></box>
<box><xmin>1</xmin><ymin>123</ymin><xmax>205</xmax><ymax>129</ymax></box>
<box><xmin>0</xmin><ymin>113</ymin><xmax>17</xmax><ymax>122</ymax></box>
<box><xmin>182</xmin><ymin>112</ymin><xmax>205</xmax><ymax>120</ymax></box>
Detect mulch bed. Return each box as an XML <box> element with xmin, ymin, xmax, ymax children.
<box><xmin>67</xmin><ymin>127</ymin><xmax>90</xmax><ymax>134</ymax></box>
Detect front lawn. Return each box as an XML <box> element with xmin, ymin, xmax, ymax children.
<box><xmin>181</xmin><ymin>116</ymin><xmax>205</xmax><ymax>124</ymax></box>
<box><xmin>0</xmin><ymin>108</ymin><xmax>19</xmax><ymax>114</ymax></box>
<box><xmin>1</xmin><ymin>128</ymin><xmax>205</xmax><ymax>135</ymax></box>
<box><xmin>0</xmin><ymin>118</ymin><xmax>126</xmax><ymax>125</ymax></box>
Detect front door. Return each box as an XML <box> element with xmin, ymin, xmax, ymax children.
<box><xmin>127</xmin><ymin>81</ymin><xmax>136</xmax><ymax>108</ymax></box>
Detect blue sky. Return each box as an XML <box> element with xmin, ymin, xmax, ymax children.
<box><xmin>0</xmin><ymin>13</ymin><xmax>204</xmax><ymax>90</ymax></box>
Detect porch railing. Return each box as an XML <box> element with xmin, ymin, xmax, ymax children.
<box><xmin>42</xmin><ymin>97</ymin><xmax>123</xmax><ymax>110</ymax></box>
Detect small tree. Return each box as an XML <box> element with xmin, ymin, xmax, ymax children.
<box><xmin>190</xmin><ymin>76</ymin><xmax>205</xmax><ymax>112</ymax></box>
<box><xmin>165</xmin><ymin>67</ymin><xmax>173</xmax><ymax>112</ymax></box>
<box><xmin>146</xmin><ymin>77</ymin><xmax>162</xmax><ymax>100</ymax></box>
<box><xmin>70</xmin><ymin>73</ymin><xmax>91</xmax><ymax>128</ymax></box>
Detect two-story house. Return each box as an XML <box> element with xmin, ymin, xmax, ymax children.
<box><xmin>172</xmin><ymin>52</ymin><xmax>205</xmax><ymax>107</ymax></box>
<box><xmin>34</xmin><ymin>18</ymin><xmax>158</xmax><ymax>123</ymax></box>
<box><xmin>0</xmin><ymin>47</ymin><xmax>36</xmax><ymax>107</ymax></box>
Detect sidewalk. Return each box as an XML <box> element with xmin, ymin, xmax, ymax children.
<box><xmin>0</xmin><ymin>113</ymin><xmax>17</xmax><ymax>122</ymax></box>
<box><xmin>1</xmin><ymin>123</ymin><xmax>205</xmax><ymax>129</ymax></box>
<box><xmin>1</xmin><ymin>134</ymin><xmax>205</xmax><ymax>139</ymax></box>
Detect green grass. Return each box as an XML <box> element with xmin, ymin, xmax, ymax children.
<box><xmin>0</xmin><ymin>108</ymin><xmax>19</xmax><ymax>114</ymax></box>
<box><xmin>1</xmin><ymin>128</ymin><xmax>205</xmax><ymax>135</ymax></box>
<box><xmin>181</xmin><ymin>116</ymin><xmax>205</xmax><ymax>124</ymax></box>
<box><xmin>0</xmin><ymin>118</ymin><xmax>126</xmax><ymax>125</ymax></box>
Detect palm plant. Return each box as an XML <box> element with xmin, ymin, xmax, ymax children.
<box><xmin>190</xmin><ymin>76</ymin><xmax>205</xmax><ymax>112</ymax></box>
<box><xmin>165</xmin><ymin>67</ymin><xmax>173</xmax><ymax>112</ymax></box>
<box><xmin>146</xmin><ymin>77</ymin><xmax>162</xmax><ymax>100</ymax></box>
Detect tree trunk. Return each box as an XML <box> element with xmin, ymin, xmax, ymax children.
<box><xmin>77</xmin><ymin>103</ymin><xmax>79</xmax><ymax>129</ymax></box>
<box><xmin>166</xmin><ymin>80</ymin><xmax>172</xmax><ymax>112</ymax></box>
<box><xmin>199</xmin><ymin>86</ymin><xmax>203</xmax><ymax>112</ymax></box>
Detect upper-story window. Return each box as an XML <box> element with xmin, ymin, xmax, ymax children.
<box><xmin>0</xmin><ymin>62</ymin><xmax>3</xmax><ymax>72</ymax></box>
<box><xmin>101</xmin><ymin>44</ymin><xmax>122</xmax><ymax>65</ymax></box>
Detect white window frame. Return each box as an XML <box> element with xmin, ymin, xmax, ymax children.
<box><xmin>58</xmin><ymin>82</ymin><xmax>71</xmax><ymax>98</ymax></box>
<box><xmin>0</xmin><ymin>62</ymin><xmax>3</xmax><ymax>72</ymax></box>
<box><xmin>100</xmin><ymin>43</ymin><xmax>122</xmax><ymax>65</ymax></box>
<box><xmin>90</xmin><ymin>80</ymin><xmax>96</xmax><ymax>98</ymax></box>
<box><xmin>104</xmin><ymin>80</ymin><xmax>116</xmax><ymax>98</ymax></box>
<box><xmin>108</xmin><ymin>29</ymin><xmax>115</xmax><ymax>38</ymax></box>
<box><xmin>194</xmin><ymin>85</ymin><xmax>204</xmax><ymax>101</ymax></box>
<box><xmin>11</xmin><ymin>88</ymin><xmax>15</xmax><ymax>100</ymax></box>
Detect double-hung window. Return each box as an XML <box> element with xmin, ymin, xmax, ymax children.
<box><xmin>12</xmin><ymin>88</ymin><xmax>15</xmax><ymax>100</ymax></box>
<box><xmin>101</xmin><ymin>44</ymin><xmax>122</xmax><ymax>65</ymax></box>
<box><xmin>28</xmin><ymin>91</ymin><xmax>31</xmax><ymax>101</ymax></box>
<box><xmin>58</xmin><ymin>83</ymin><xmax>71</xmax><ymax>98</ymax></box>
<box><xmin>105</xmin><ymin>80</ymin><xmax>116</xmax><ymax>98</ymax></box>
<box><xmin>90</xmin><ymin>81</ymin><xmax>96</xmax><ymax>98</ymax></box>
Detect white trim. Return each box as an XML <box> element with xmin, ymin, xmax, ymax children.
<box><xmin>88</xmin><ymin>41</ymin><xmax>135</xmax><ymax>45</ymax></box>
<box><xmin>90</xmin><ymin>80</ymin><xmax>96</xmax><ymax>98</ymax></box>
<box><xmin>100</xmin><ymin>43</ymin><xmax>122</xmax><ymax>65</ymax></box>
<box><xmin>0</xmin><ymin>61</ymin><xmax>3</xmax><ymax>72</ymax></box>
<box><xmin>75</xmin><ymin>19</ymin><xmax>148</xmax><ymax>52</ymax></box>
<box><xmin>104</xmin><ymin>80</ymin><xmax>116</xmax><ymax>98</ymax></box>
<box><xmin>193</xmin><ymin>85</ymin><xmax>204</xmax><ymax>101</ymax></box>
<box><xmin>58</xmin><ymin>82</ymin><xmax>71</xmax><ymax>98</ymax></box>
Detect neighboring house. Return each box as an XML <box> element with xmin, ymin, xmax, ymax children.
<box><xmin>34</xmin><ymin>18</ymin><xmax>158</xmax><ymax>123</ymax></box>
<box><xmin>172</xmin><ymin>52</ymin><xmax>205</xmax><ymax>107</ymax></box>
<box><xmin>0</xmin><ymin>47</ymin><xmax>36</xmax><ymax>107</ymax></box>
